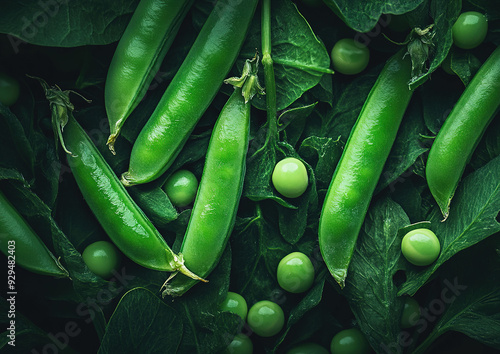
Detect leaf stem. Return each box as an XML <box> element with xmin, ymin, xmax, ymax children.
<box><xmin>261</xmin><ymin>0</ymin><xmax>277</xmax><ymax>147</ymax></box>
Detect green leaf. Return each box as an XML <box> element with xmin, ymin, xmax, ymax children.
<box><xmin>399</xmin><ymin>154</ymin><xmax>500</xmax><ymax>296</ymax></box>
<box><xmin>298</xmin><ymin>136</ymin><xmax>343</xmax><ymax>192</ymax></box>
<box><xmin>449</xmin><ymin>48</ymin><xmax>483</xmax><ymax>86</ymax></box>
<box><xmin>240</xmin><ymin>0</ymin><xmax>333</xmax><ymax>111</ymax></box>
<box><xmin>343</xmin><ymin>197</ymin><xmax>410</xmax><ymax>352</ymax></box>
<box><xmin>376</xmin><ymin>99</ymin><xmax>428</xmax><ymax>193</ymax></box>
<box><xmin>98</xmin><ymin>287</ymin><xmax>183</xmax><ymax>354</ymax></box>
<box><xmin>407</xmin><ymin>0</ymin><xmax>461</xmax><ymax>89</ymax></box>
<box><xmin>0</xmin><ymin>0</ymin><xmax>139</xmax><ymax>47</ymax></box>
<box><xmin>412</xmin><ymin>236</ymin><xmax>500</xmax><ymax>353</ymax></box>
<box><xmin>322</xmin><ymin>0</ymin><xmax>424</xmax><ymax>32</ymax></box>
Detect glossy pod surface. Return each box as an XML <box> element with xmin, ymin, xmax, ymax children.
<box><xmin>64</xmin><ymin>115</ymin><xmax>183</xmax><ymax>272</ymax></box>
<box><xmin>105</xmin><ymin>0</ymin><xmax>194</xmax><ymax>152</ymax></box>
<box><xmin>426</xmin><ymin>46</ymin><xmax>500</xmax><ymax>218</ymax></box>
<box><xmin>121</xmin><ymin>0</ymin><xmax>258</xmax><ymax>186</ymax></box>
<box><xmin>319</xmin><ymin>50</ymin><xmax>413</xmax><ymax>287</ymax></box>
<box><xmin>164</xmin><ymin>88</ymin><xmax>250</xmax><ymax>296</ymax></box>
<box><xmin>0</xmin><ymin>190</ymin><xmax>68</xmax><ymax>277</ymax></box>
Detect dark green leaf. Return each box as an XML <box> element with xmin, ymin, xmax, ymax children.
<box><xmin>240</xmin><ymin>0</ymin><xmax>333</xmax><ymax>111</ymax></box>
<box><xmin>343</xmin><ymin>198</ymin><xmax>410</xmax><ymax>352</ymax></box>
<box><xmin>0</xmin><ymin>0</ymin><xmax>139</xmax><ymax>47</ymax></box>
<box><xmin>98</xmin><ymin>287</ymin><xmax>183</xmax><ymax>354</ymax></box>
<box><xmin>323</xmin><ymin>0</ymin><xmax>424</xmax><ymax>32</ymax></box>
<box><xmin>399</xmin><ymin>154</ymin><xmax>500</xmax><ymax>296</ymax></box>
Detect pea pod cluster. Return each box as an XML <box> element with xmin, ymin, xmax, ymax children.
<box><xmin>426</xmin><ymin>45</ymin><xmax>500</xmax><ymax>219</ymax></box>
<box><xmin>33</xmin><ymin>78</ymin><xmax>204</xmax><ymax>282</ymax></box>
<box><xmin>105</xmin><ymin>0</ymin><xmax>194</xmax><ymax>154</ymax></box>
<box><xmin>162</xmin><ymin>57</ymin><xmax>263</xmax><ymax>297</ymax></box>
<box><xmin>121</xmin><ymin>0</ymin><xmax>259</xmax><ymax>186</ymax></box>
<box><xmin>0</xmin><ymin>190</ymin><xmax>69</xmax><ymax>278</ymax></box>
<box><xmin>319</xmin><ymin>50</ymin><xmax>413</xmax><ymax>288</ymax></box>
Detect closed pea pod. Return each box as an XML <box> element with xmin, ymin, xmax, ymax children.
<box><xmin>32</xmin><ymin>77</ymin><xmax>203</xmax><ymax>282</ymax></box>
<box><xmin>426</xmin><ymin>46</ymin><xmax>500</xmax><ymax>219</ymax></box>
<box><xmin>162</xmin><ymin>57</ymin><xmax>262</xmax><ymax>297</ymax></box>
<box><xmin>121</xmin><ymin>0</ymin><xmax>259</xmax><ymax>186</ymax></box>
<box><xmin>0</xmin><ymin>190</ymin><xmax>69</xmax><ymax>278</ymax></box>
<box><xmin>319</xmin><ymin>50</ymin><xmax>413</xmax><ymax>288</ymax></box>
<box><xmin>105</xmin><ymin>0</ymin><xmax>194</xmax><ymax>153</ymax></box>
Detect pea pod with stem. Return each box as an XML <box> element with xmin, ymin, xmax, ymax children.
<box><xmin>162</xmin><ymin>56</ymin><xmax>263</xmax><ymax>297</ymax></box>
<box><xmin>426</xmin><ymin>45</ymin><xmax>500</xmax><ymax>219</ymax></box>
<box><xmin>319</xmin><ymin>50</ymin><xmax>414</xmax><ymax>288</ymax></box>
<box><xmin>31</xmin><ymin>77</ymin><xmax>204</xmax><ymax>283</ymax></box>
<box><xmin>121</xmin><ymin>0</ymin><xmax>259</xmax><ymax>186</ymax></box>
<box><xmin>105</xmin><ymin>0</ymin><xmax>194</xmax><ymax>154</ymax></box>
<box><xmin>0</xmin><ymin>190</ymin><xmax>69</xmax><ymax>278</ymax></box>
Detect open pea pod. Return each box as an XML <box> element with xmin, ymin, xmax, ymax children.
<box><xmin>105</xmin><ymin>0</ymin><xmax>195</xmax><ymax>154</ymax></box>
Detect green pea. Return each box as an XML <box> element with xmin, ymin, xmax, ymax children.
<box><xmin>277</xmin><ymin>252</ymin><xmax>315</xmax><ymax>293</ymax></box>
<box><xmin>163</xmin><ymin>169</ymin><xmax>198</xmax><ymax>207</ymax></box>
<box><xmin>247</xmin><ymin>300</ymin><xmax>285</xmax><ymax>337</ymax></box>
<box><xmin>401</xmin><ymin>228</ymin><xmax>440</xmax><ymax>266</ymax></box>
<box><xmin>220</xmin><ymin>292</ymin><xmax>248</xmax><ymax>322</ymax></box>
<box><xmin>401</xmin><ymin>297</ymin><xmax>421</xmax><ymax>328</ymax></box>
<box><xmin>82</xmin><ymin>241</ymin><xmax>121</xmax><ymax>279</ymax></box>
<box><xmin>330</xmin><ymin>328</ymin><xmax>371</xmax><ymax>354</ymax></box>
<box><xmin>452</xmin><ymin>11</ymin><xmax>488</xmax><ymax>50</ymax></box>
<box><xmin>223</xmin><ymin>333</ymin><xmax>253</xmax><ymax>354</ymax></box>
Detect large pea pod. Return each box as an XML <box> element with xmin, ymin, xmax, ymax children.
<box><xmin>163</xmin><ymin>86</ymin><xmax>251</xmax><ymax>297</ymax></box>
<box><xmin>31</xmin><ymin>77</ymin><xmax>203</xmax><ymax>282</ymax></box>
<box><xmin>426</xmin><ymin>46</ymin><xmax>500</xmax><ymax>219</ymax></box>
<box><xmin>105</xmin><ymin>0</ymin><xmax>194</xmax><ymax>154</ymax></box>
<box><xmin>0</xmin><ymin>190</ymin><xmax>69</xmax><ymax>278</ymax></box>
<box><xmin>319</xmin><ymin>50</ymin><xmax>413</xmax><ymax>288</ymax></box>
<box><xmin>121</xmin><ymin>0</ymin><xmax>258</xmax><ymax>186</ymax></box>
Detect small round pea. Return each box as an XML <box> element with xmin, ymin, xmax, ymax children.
<box><xmin>452</xmin><ymin>11</ymin><xmax>488</xmax><ymax>49</ymax></box>
<box><xmin>163</xmin><ymin>169</ymin><xmax>198</xmax><ymax>207</ymax></box>
<box><xmin>223</xmin><ymin>333</ymin><xmax>253</xmax><ymax>354</ymax></box>
<box><xmin>401</xmin><ymin>297</ymin><xmax>421</xmax><ymax>328</ymax></box>
<box><xmin>82</xmin><ymin>241</ymin><xmax>121</xmax><ymax>279</ymax></box>
<box><xmin>330</xmin><ymin>38</ymin><xmax>370</xmax><ymax>75</ymax></box>
<box><xmin>272</xmin><ymin>157</ymin><xmax>309</xmax><ymax>198</ymax></box>
<box><xmin>247</xmin><ymin>300</ymin><xmax>285</xmax><ymax>337</ymax></box>
<box><xmin>401</xmin><ymin>228</ymin><xmax>440</xmax><ymax>266</ymax></box>
<box><xmin>330</xmin><ymin>328</ymin><xmax>371</xmax><ymax>354</ymax></box>
<box><xmin>277</xmin><ymin>252</ymin><xmax>315</xmax><ymax>293</ymax></box>
<box><xmin>220</xmin><ymin>291</ymin><xmax>248</xmax><ymax>322</ymax></box>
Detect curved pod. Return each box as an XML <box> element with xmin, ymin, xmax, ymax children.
<box><xmin>164</xmin><ymin>88</ymin><xmax>250</xmax><ymax>296</ymax></box>
<box><xmin>426</xmin><ymin>46</ymin><xmax>500</xmax><ymax>219</ymax></box>
<box><xmin>64</xmin><ymin>114</ymin><xmax>198</xmax><ymax>278</ymax></box>
<box><xmin>121</xmin><ymin>0</ymin><xmax>258</xmax><ymax>186</ymax></box>
<box><xmin>0</xmin><ymin>190</ymin><xmax>68</xmax><ymax>277</ymax></box>
<box><xmin>319</xmin><ymin>51</ymin><xmax>413</xmax><ymax>287</ymax></box>
<box><xmin>105</xmin><ymin>0</ymin><xmax>194</xmax><ymax>153</ymax></box>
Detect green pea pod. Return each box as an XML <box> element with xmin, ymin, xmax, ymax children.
<box><xmin>0</xmin><ymin>190</ymin><xmax>69</xmax><ymax>278</ymax></box>
<box><xmin>31</xmin><ymin>77</ymin><xmax>204</xmax><ymax>282</ymax></box>
<box><xmin>319</xmin><ymin>50</ymin><xmax>413</xmax><ymax>288</ymax></box>
<box><xmin>105</xmin><ymin>0</ymin><xmax>194</xmax><ymax>154</ymax></box>
<box><xmin>162</xmin><ymin>57</ymin><xmax>263</xmax><ymax>297</ymax></box>
<box><xmin>426</xmin><ymin>46</ymin><xmax>500</xmax><ymax>219</ymax></box>
<box><xmin>121</xmin><ymin>0</ymin><xmax>258</xmax><ymax>186</ymax></box>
